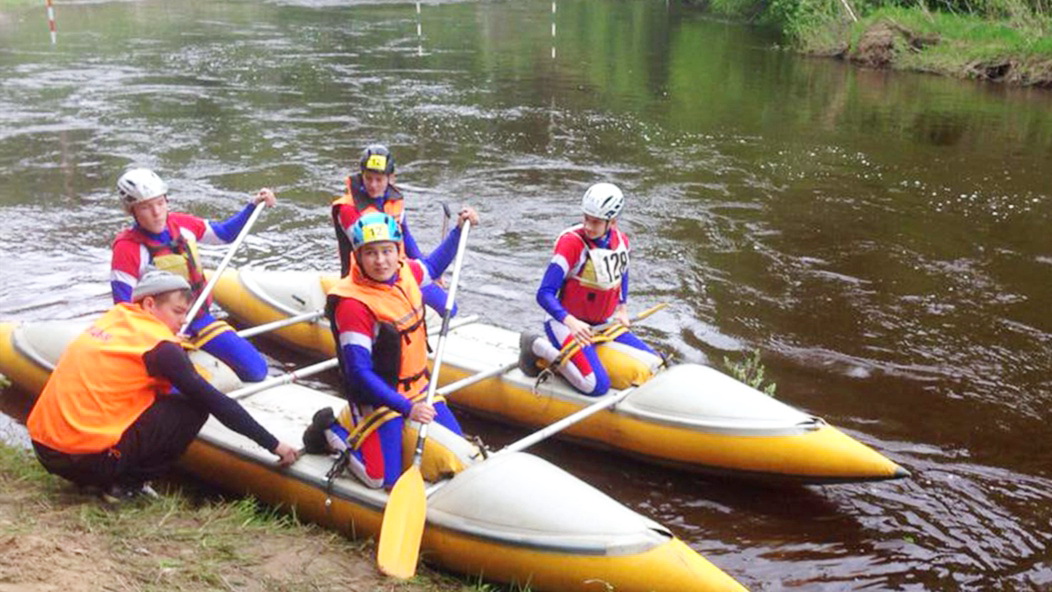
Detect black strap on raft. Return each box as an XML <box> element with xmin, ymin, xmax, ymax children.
<box><xmin>323</xmin><ymin>448</ymin><xmax>351</xmax><ymax>513</ymax></box>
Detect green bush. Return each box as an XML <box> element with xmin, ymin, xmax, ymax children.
<box><xmin>723</xmin><ymin>349</ymin><xmax>778</xmax><ymax>397</ymax></box>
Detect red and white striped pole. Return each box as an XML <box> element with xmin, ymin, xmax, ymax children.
<box><xmin>45</xmin><ymin>0</ymin><xmax>57</xmax><ymax>44</ymax></box>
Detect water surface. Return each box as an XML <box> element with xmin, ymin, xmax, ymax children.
<box><xmin>1</xmin><ymin>1</ymin><xmax>1051</xmax><ymax>589</ymax></box>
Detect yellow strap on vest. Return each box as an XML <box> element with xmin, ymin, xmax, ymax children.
<box><xmin>343</xmin><ymin>390</ymin><xmax>447</xmax><ymax>451</ymax></box>
<box><xmin>189</xmin><ymin>319</ymin><xmax>235</xmax><ymax>349</ymax></box>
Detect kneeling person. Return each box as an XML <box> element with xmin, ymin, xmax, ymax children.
<box><xmin>319</xmin><ymin>209</ymin><xmax>476</xmax><ymax>489</ymax></box>
<box><xmin>521</xmin><ymin>182</ymin><xmax>663</xmax><ymax>396</ymax></box>
<box><xmin>27</xmin><ymin>270</ymin><xmax>299</xmax><ymax>499</ymax></box>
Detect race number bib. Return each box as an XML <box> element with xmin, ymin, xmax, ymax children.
<box><xmin>583</xmin><ymin>245</ymin><xmax>628</xmax><ymax>290</ymax></box>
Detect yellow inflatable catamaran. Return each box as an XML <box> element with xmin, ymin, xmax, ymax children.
<box><xmin>0</xmin><ymin>318</ymin><xmax>747</xmax><ymax>592</ymax></box>
<box><xmin>212</xmin><ymin>268</ymin><xmax>909</xmax><ymax>483</ymax></box>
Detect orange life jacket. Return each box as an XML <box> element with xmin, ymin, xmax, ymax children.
<box><xmin>27</xmin><ymin>303</ymin><xmax>177</xmax><ymax>454</ymax></box>
<box><xmin>332</xmin><ymin>174</ymin><xmax>406</xmax><ymax>277</ymax></box>
<box><xmin>326</xmin><ymin>261</ymin><xmax>429</xmax><ymax>402</ymax></box>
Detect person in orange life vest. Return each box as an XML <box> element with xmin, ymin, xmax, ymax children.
<box><xmin>331</xmin><ymin>144</ymin><xmax>459</xmax><ymax>317</ymax></box>
<box><xmin>519</xmin><ymin>183</ymin><xmax>661</xmax><ymax>396</ymax></box>
<box><xmin>110</xmin><ymin>168</ymin><xmax>275</xmax><ymax>383</ymax></box>
<box><xmin>321</xmin><ymin>209</ymin><xmax>478</xmax><ymax>489</ymax></box>
<box><xmin>27</xmin><ymin>270</ymin><xmax>299</xmax><ymax>499</ymax></box>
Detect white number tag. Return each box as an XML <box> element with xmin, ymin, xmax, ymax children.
<box><xmin>586</xmin><ymin>246</ymin><xmax>628</xmax><ymax>289</ymax></box>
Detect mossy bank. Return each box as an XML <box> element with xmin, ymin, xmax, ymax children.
<box><xmin>687</xmin><ymin>0</ymin><xmax>1052</xmax><ymax>86</ymax></box>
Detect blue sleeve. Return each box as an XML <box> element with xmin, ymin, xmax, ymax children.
<box><xmin>341</xmin><ymin>342</ymin><xmax>413</xmax><ymax>415</ymax></box>
<box><xmin>421</xmin><ymin>224</ymin><xmax>462</xmax><ymax>279</ymax></box>
<box><xmin>209</xmin><ymin>203</ymin><xmax>255</xmax><ymax>243</ymax></box>
<box><xmin>537</xmin><ymin>262</ymin><xmax>569</xmax><ymax>322</ymax></box>
<box><xmin>111</xmin><ymin>281</ymin><xmax>133</xmax><ymax>304</ymax></box>
<box><xmin>401</xmin><ymin>218</ymin><xmax>424</xmax><ymax>260</ymax></box>
<box><xmin>621</xmin><ymin>269</ymin><xmax>629</xmax><ymax>304</ymax></box>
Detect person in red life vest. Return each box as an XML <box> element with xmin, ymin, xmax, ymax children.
<box><xmin>519</xmin><ymin>183</ymin><xmax>662</xmax><ymax>396</ymax></box>
<box><xmin>27</xmin><ymin>270</ymin><xmax>299</xmax><ymax>502</ymax></box>
<box><xmin>110</xmin><ymin>168</ymin><xmax>275</xmax><ymax>382</ymax></box>
<box><xmin>331</xmin><ymin>144</ymin><xmax>459</xmax><ymax>317</ymax></box>
<box><xmin>316</xmin><ymin>209</ymin><xmax>477</xmax><ymax>489</ymax></box>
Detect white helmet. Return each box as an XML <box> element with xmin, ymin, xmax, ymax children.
<box><xmin>117</xmin><ymin>168</ymin><xmax>168</xmax><ymax>212</ymax></box>
<box><xmin>581</xmin><ymin>182</ymin><xmax>625</xmax><ymax>220</ymax></box>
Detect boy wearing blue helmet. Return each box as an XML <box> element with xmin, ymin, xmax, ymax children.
<box><xmin>314</xmin><ymin>208</ymin><xmax>478</xmax><ymax>489</ymax></box>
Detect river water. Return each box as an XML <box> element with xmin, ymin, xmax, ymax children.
<box><xmin>1</xmin><ymin>0</ymin><xmax>1051</xmax><ymax>589</ymax></box>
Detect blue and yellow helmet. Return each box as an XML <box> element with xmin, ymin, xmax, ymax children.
<box><xmin>349</xmin><ymin>212</ymin><xmax>403</xmax><ymax>251</ymax></box>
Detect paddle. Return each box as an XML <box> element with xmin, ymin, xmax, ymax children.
<box><xmin>534</xmin><ymin>302</ymin><xmax>668</xmax><ymax>387</ymax></box>
<box><xmin>228</xmin><ymin>358</ymin><xmax>339</xmax><ymax>400</ymax></box>
<box><xmin>424</xmin><ymin>385</ymin><xmax>638</xmax><ymax>498</ymax></box>
<box><xmin>227</xmin><ymin>355</ymin><xmax>508</xmax><ymax>403</ymax></box>
<box><xmin>435</xmin><ymin>361</ymin><xmax>516</xmax><ymax>397</ymax></box>
<box><xmin>377</xmin><ymin>220</ymin><xmax>472</xmax><ymax>579</ymax></box>
<box><xmin>224</xmin><ymin>313</ymin><xmax>486</xmax><ymax>403</ymax></box>
<box><xmin>179</xmin><ymin>200</ymin><xmax>268</xmax><ymax>337</ymax></box>
<box><xmin>235</xmin><ymin>309</ymin><xmax>325</xmax><ymax>339</ymax></box>
<box><xmin>439</xmin><ymin>201</ymin><xmax>452</xmax><ymax>239</ymax></box>
<box><xmin>499</xmin><ymin>386</ymin><xmax>636</xmax><ymax>454</ymax></box>
<box><xmin>235</xmin><ymin>306</ymin><xmax>480</xmax><ymax>341</ymax></box>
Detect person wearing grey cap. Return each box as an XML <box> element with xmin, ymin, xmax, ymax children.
<box><xmin>27</xmin><ymin>270</ymin><xmax>299</xmax><ymax>502</ymax></box>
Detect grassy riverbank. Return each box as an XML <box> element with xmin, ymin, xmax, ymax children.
<box><xmin>691</xmin><ymin>0</ymin><xmax>1052</xmax><ymax>86</ymax></box>
<box><xmin>0</xmin><ymin>443</ymin><xmax>483</xmax><ymax>592</ymax></box>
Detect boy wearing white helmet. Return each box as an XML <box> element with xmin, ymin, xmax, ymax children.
<box><xmin>28</xmin><ymin>270</ymin><xmax>298</xmax><ymax>502</ymax></box>
<box><xmin>110</xmin><ymin>168</ymin><xmax>277</xmax><ymax>382</ymax></box>
<box><xmin>520</xmin><ymin>182</ymin><xmax>662</xmax><ymax>396</ymax></box>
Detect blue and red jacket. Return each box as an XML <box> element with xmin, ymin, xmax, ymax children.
<box><xmin>537</xmin><ymin>224</ymin><xmax>630</xmax><ymax>325</ymax></box>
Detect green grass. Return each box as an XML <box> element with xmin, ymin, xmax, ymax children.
<box><xmin>0</xmin><ymin>440</ymin><xmax>49</xmax><ymax>482</ymax></box>
<box><xmin>0</xmin><ymin>442</ymin><xmax>495</xmax><ymax>592</ymax></box>
<box><xmin>686</xmin><ymin>0</ymin><xmax>1052</xmax><ymax>84</ymax></box>
<box><xmin>859</xmin><ymin>6</ymin><xmax>1052</xmax><ymax>54</ymax></box>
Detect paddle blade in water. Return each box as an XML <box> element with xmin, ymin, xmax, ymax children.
<box><xmin>376</xmin><ymin>464</ymin><xmax>426</xmax><ymax>578</ymax></box>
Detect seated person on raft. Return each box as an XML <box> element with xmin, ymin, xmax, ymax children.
<box><xmin>303</xmin><ymin>209</ymin><xmax>478</xmax><ymax>489</ymax></box>
<box><xmin>519</xmin><ymin>182</ymin><xmax>663</xmax><ymax>396</ymax></box>
<box><xmin>110</xmin><ymin>167</ymin><xmax>276</xmax><ymax>383</ymax></box>
<box><xmin>27</xmin><ymin>270</ymin><xmax>299</xmax><ymax>501</ymax></box>
<box><xmin>331</xmin><ymin>144</ymin><xmax>458</xmax><ymax>317</ymax></box>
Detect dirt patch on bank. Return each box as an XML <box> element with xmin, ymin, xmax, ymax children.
<box><xmin>0</xmin><ymin>446</ymin><xmax>465</xmax><ymax>592</ymax></box>
<box><xmin>849</xmin><ymin>20</ymin><xmax>939</xmax><ymax>68</ymax></box>
<box><xmin>963</xmin><ymin>57</ymin><xmax>1052</xmax><ymax>86</ymax></box>
<box><xmin>838</xmin><ymin>18</ymin><xmax>1052</xmax><ymax>87</ymax></box>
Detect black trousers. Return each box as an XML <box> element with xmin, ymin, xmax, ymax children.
<box><xmin>33</xmin><ymin>395</ymin><xmax>208</xmax><ymax>489</ymax></box>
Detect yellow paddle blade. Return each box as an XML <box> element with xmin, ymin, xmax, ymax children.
<box><xmin>376</xmin><ymin>464</ymin><xmax>426</xmax><ymax>579</ymax></box>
